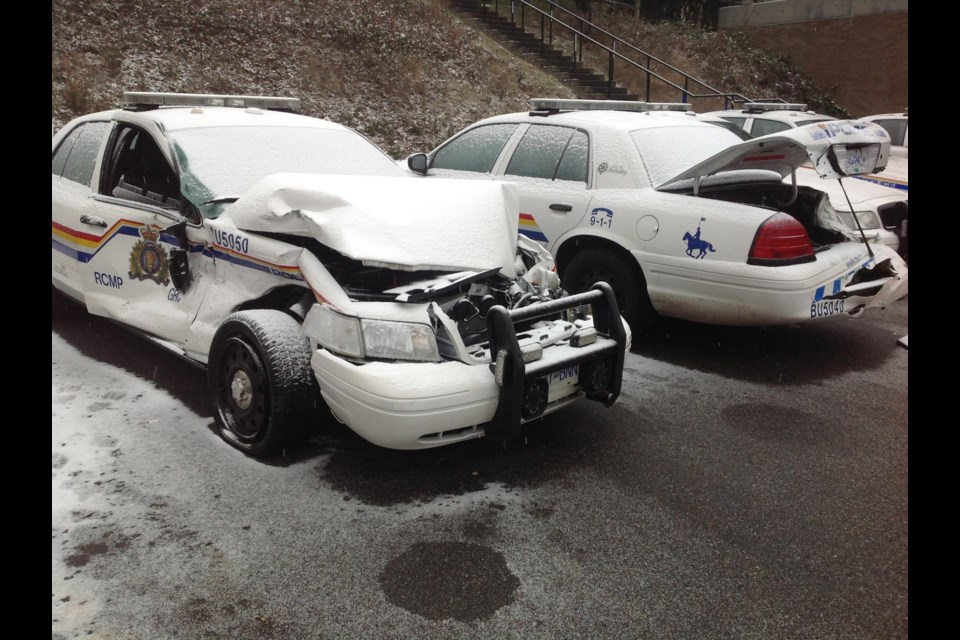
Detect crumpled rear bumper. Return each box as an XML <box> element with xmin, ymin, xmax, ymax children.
<box><xmin>816</xmin><ymin>244</ymin><xmax>907</xmax><ymax>316</ymax></box>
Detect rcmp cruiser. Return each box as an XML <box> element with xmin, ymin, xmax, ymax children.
<box><xmin>52</xmin><ymin>92</ymin><xmax>629</xmax><ymax>456</ymax></box>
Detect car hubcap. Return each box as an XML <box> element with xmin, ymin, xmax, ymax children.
<box><xmin>230</xmin><ymin>370</ymin><xmax>254</xmax><ymax>410</ymax></box>
<box><xmin>217</xmin><ymin>336</ymin><xmax>269</xmax><ymax>441</ymax></box>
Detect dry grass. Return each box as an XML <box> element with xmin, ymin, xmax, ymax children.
<box><xmin>51</xmin><ymin>0</ymin><xmax>846</xmax><ymax>153</ymax></box>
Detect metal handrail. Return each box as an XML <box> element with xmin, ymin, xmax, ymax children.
<box><xmin>477</xmin><ymin>0</ymin><xmax>758</xmax><ymax>108</ymax></box>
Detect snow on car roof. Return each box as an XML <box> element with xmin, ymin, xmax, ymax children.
<box><xmin>140</xmin><ymin>106</ymin><xmax>347</xmax><ymax>132</ymax></box>
<box><xmin>57</xmin><ymin>105</ymin><xmax>346</xmax><ymax>134</ymax></box>
<box><xmin>478</xmin><ymin>108</ymin><xmax>719</xmax><ymax>133</ymax></box>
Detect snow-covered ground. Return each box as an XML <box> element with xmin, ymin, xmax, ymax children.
<box><xmin>53</xmin><ymin>295</ymin><xmax>908</xmax><ymax>639</ymax></box>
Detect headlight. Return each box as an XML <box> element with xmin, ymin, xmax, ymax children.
<box><xmin>360</xmin><ymin>318</ymin><xmax>440</xmax><ymax>362</ymax></box>
<box><xmin>838</xmin><ymin>209</ymin><xmax>882</xmax><ymax>230</ymax></box>
<box><xmin>303</xmin><ymin>305</ymin><xmax>363</xmax><ymax>357</ymax></box>
<box><xmin>303</xmin><ymin>305</ymin><xmax>440</xmax><ymax>362</ymax></box>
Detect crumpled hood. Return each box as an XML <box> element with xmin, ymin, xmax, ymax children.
<box><xmin>225</xmin><ymin>174</ymin><xmax>520</xmax><ymax>274</ymax></box>
<box><xmin>657</xmin><ymin>120</ymin><xmax>892</xmax><ymax>190</ymax></box>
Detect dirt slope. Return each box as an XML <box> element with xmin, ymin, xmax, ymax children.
<box><xmin>52</xmin><ymin>0</ymin><xmax>846</xmax><ymax>156</ymax></box>
<box><xmin>52</xmin><ymin>0</ymin><xmax>574</xmax><ymax>156</ymax></box>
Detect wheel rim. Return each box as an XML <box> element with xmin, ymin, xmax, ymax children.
<box><xmin>576</xmin><ymin>267</ymin><xmax>628</xmax><ymax>313</ymax></box>
<box><xmin>216</xmin><ymin>336</ymin><xmax>269</xmax><ymax>442</ymax></box>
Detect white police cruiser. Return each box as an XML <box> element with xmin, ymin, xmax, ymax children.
<box><xmin>52</xmin><ymin>93</ymin><xmax>629</xmax><ymax>456</ymax></box>
<box><xmin>403</xmin><ymin>99</ymin><xmax>908</xmax><ymax>333</ymax></box>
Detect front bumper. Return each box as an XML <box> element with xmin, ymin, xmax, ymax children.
<box><xmin>310</xmin><ymin>284</ymin><xmax>627</xmax><ymax>450</ymax></box>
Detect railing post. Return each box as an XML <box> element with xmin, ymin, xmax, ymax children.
<box><xmin>540</xmin><ymin>12</ymin><xmax>545</xmax><ymax>54</ymax></box>
<box><xmin>579</xmin><ymin>18</ymin><xmax>584</xmax><ymax>62</ymax></box>
<box><xmin>646</xmin><ymin>54</ymin><xmax>651</xmax><ymax>102</ymax></box>
<box><xmin>521</xmin><ymin>1</ymin><xmax>525</xmax><ymax>29</ymax></box>
<box><xmin>682</xmin><ymin>77</ymin><xmax>689</xmax><ymax>104</ymax></box>
<box><xmin>549</xmin><ymin>6</ymin><xmax>553</xmax><ymax>46</ymax></box>
<box><xmin>510</xmin><ymin>0</ymin><xmax>515</xmax><ymax>29</ymax></box>
<box><xmin>608</xmin><ymin>51</ymin><xmax>614</xmax><ymax>99</ymax></box>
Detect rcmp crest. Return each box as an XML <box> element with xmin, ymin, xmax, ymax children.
<box><xmin>128</xmin><ymin>225</ymin><xmax>170</xmax><ymax>286</ymax></box>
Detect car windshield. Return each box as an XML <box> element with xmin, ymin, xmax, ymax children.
<box><xmin>794</xmin><ymin>118</ymin><xmax>834</xmax><ymax>127</ymax></box>
<box><xmin>630</xmin><ymin>125</ymin><xmax>744</xmax><ymax>186</ymax></box>
<box><xmin>169</xmin><ymin>126</ymin><xmax>405</xmax><ymax>211</ymax></box>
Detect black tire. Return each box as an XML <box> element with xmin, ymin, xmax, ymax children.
<box><xmin>207</xmin><ymin>310</ymin><xmax>319</xmax><ymax>458</ymax></box>
<box><xmin>563</xmin><ymin>247</ymin><xmax>655</xmax><ymax>336</ymax></box>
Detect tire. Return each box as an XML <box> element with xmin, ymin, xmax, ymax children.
<box><xmin>563</xmin><ymin>248</ymin><xmax>655</xmax><ymax>336</ymax></box>
<box><xmin>207</xmin><ymin>310</ymin><xmax>319</xmax><ymax>458</ymax></box>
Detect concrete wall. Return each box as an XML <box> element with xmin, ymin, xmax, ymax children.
<box><xmin>720</xmin><ymin>0</ymin><xmax>908</xmax><ymax>29</ymax></box>
<box><xmin>718</xmin><ymin>1</ymin><xmax>908</xmax><ymax>117</ymax></box>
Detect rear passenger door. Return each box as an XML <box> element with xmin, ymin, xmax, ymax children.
<box><xmin>52</xmin><ymin>120</ymin><xmax>113</xmax><ymax>301</ymax></box>
<box><xmin>494</xmin><ymin>124</ymin><xmax>593</xmax><ymax>251</ymax></box>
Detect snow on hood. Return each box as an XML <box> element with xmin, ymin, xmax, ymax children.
<box><xmin>657</xmin><ymin>120</ymin><xmax>892</xmax><ymax>190</ymax></box>
<box><xmin>225</xmin><ymin>174</ymin><xmax>520</xmax><ymax>274</ymax></box>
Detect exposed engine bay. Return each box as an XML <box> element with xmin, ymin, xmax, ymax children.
<box><xmin>275</xmin><ymin>231</ymin><xmax>589</xmax><ymax>364</ymax></box>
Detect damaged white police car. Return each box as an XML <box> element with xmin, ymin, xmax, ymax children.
<box><xmin>404</xmin><ymin>99</ymin><xmax>908</xmax><ymax>333</ymax></box>
<box><xmin>52</xmin><ymin>93</ymin><xmax>628</xmax><ymax>457</ymax></box>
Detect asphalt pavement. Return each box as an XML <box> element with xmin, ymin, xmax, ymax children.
<box><xmin>52</xmin><ymin>292</ymin><xmax>908</xmax><ymax>639</ymax></box>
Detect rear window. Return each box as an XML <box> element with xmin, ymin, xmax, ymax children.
<box><xmin>630</xmin><ymin>125</ymin><xmax>743</xmax><ymax>186</ymax></box>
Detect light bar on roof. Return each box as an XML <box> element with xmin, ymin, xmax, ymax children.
<box><xmin>122</xmin><ymin>92</ymin><xmax>300</xmax><ymax>111</ymax></box>
<box><xmin>743</xmin><ymin>102</ymin><xmax>807</xmax><ymax>113</ymax></box>
<box><xmin>529</xmin><ymin>98</ymin><xmax>692</xmax><ymax>113</ymax></box>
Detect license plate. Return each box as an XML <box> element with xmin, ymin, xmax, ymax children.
<box><xmin>547</xmin><ymin>365</ymin><xmax>579</xmax><ymax>401</ymax></box>
<box><xmin>810</xmin><ymin>298</ymin><xmax>844</xmax><ymax>318</ymax></box>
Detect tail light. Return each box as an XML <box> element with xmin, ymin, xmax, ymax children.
<box><xmin>748</xmin><ymin>213</ymin><xmax>816</xmax><ymax>266</ymax></box>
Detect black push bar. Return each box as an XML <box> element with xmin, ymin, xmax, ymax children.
<box><xmin>483</xmin><ymin>281</ymin><xmax>627</xmax><ymax>444</ymax></box>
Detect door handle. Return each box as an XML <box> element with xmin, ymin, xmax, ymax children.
<box><xmin>549</xmin><ymin>203</ymin><xmax>573</xmax><ymax>212</ymax></box>
<box><xmin>80</xmin><ymin>214</ymin><xmax>108</xmax><ymax>228</ymax></box>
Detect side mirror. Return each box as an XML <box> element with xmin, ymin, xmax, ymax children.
<box><xmin>169</xmin><ymin>249</ymin><xmax>191</xmax><ymax>292</ymax></box>
<box><xmin>407</xmin><ymin>153</ymin><xmax>429</xmax><ymax>175</ymax></box>
<box><xmin>164</xmin><ymin>220</ymin><xmax>191</xmax><ymax>291</ymax></box>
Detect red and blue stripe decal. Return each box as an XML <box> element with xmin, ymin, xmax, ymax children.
<box><xmin>52</xmin><ymin>220</ymin><xmax>301</xmax><ymax>280</ymax></box>
<box><xmin>202</xmin><ymin>244</ymin><xmax>302</xmax><ymax>281</ymax></box>
<box><xmin>518</xmin><ymin>213</ymin><xmax>547</xmax><ymax>242</ymax></box>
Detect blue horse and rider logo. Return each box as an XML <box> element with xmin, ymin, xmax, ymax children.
<box><xmin>683</xmin><ymin>218</ymin><xmax>716</xmax><ymax>259</ymax></box>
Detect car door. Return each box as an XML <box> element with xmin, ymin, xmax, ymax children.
<box><xmin>80</xmin><ymin>121</ymin><xmax>212</xmax><ymax>346</ymax></box>
<box><xmin>494</xmin><ymin>124</ymin><xmax>593</xmax><ymax>252</ymax></box>
<box><xmin>52</xmin><ymin>120</ymin><xmax>113</xmax><ymax>302</ymax></box>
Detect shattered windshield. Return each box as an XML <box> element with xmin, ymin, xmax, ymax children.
<box><xmin>630</xmin><ymin>125</ymin><xmax>743</xmax><ymax>186</ymax></box>
<box><xmin>169</xmin><ymin>126</ymin><xmax>405</xmax><ymax>215</ymax></box>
